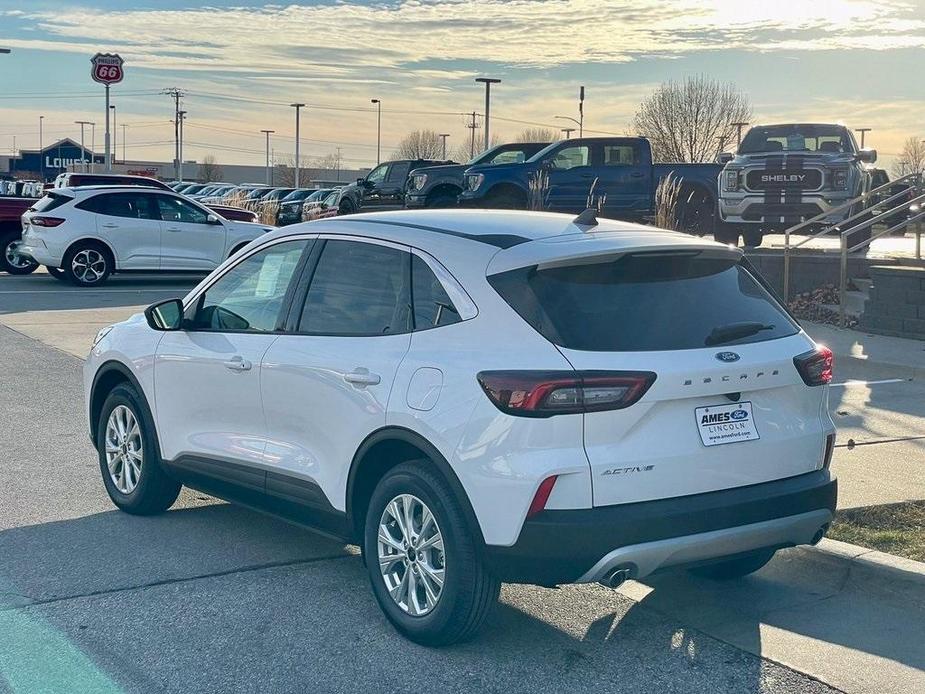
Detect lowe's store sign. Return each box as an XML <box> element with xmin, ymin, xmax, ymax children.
<box><xmin>12</xmin><ymin>139</ymin><xmax>105</xmax><ymax>179</ymax></box>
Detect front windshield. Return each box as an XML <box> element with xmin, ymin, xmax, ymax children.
<box><xmin>739</xmin><ymin>125</ymin><xmax>855</xmax><ymax>154</ymax></box>
<box><xmin>281</xmin><ymin>189</ymin><xmax>311</xmax><ymax>203</ymax></box>
<box><xmin>526</xmin><ymin>141</ymin><xmax>563</xmax><ymax>163</ymax></box>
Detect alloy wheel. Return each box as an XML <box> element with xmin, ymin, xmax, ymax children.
<box><xmin>4</xmin><ymin>240</ymin><xmax>36</xmax><ymax>270</ymax></box>
<box><xmin>104</xmin><ymin>405</ymin><xmax>143</xmax><ymax>494</ymax></box>
<box><xmin>72</xmin><ymin>249</ymin><xmax>107</xmax><ymax>284</ymax></box>
<box><xmin>378</xmin><ymin>493</ymin><xmax>446</xmax><ymax>616</ymax></box>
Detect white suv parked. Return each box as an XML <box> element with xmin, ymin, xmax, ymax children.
<box><xmin>17</xmin><ymin>186</ymin><xmax>273</xmax><ymax>286</ymax></box>
<box><xmin>84</xmin><ymin>209</ymin><xmax>837</xmax><ymax>645</ymax></box>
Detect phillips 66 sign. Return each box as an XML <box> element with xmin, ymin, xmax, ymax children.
<box><xmin>90</xmin><ymin>53</ymin><xmax>124</xmax><ymax>84</ymax></box>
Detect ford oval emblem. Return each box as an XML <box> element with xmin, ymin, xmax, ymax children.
<box><xmin>716</xmin><ymin>351</ymin><xmax>740</xmax><ymax>363</ymax></box>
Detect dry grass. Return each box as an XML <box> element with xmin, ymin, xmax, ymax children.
<box><xmin>828</xmin><ymin>500</ymin><xmax>925</xmax><ymax>562</ymax></box>
<box><xmin>654</xmin><ymin>172</ymin><xmax>683</xmax><ymax>230</ymax></box>
<box><xmin>528</xmin><ymin>169</ymin><xmax>550</xmax><ymax>211</ymax></box>
<box><xmin>585</xmin><ymin>177</ymin><xmax>607</xmax><ymax>213</ymax></box>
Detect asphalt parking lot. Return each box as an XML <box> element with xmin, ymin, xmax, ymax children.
<box><xmin>2</xmin><ymin>268</ymin><xmax>924</xmax><ymax>694</ymax></box>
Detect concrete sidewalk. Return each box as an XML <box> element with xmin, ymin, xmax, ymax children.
<box><xmin>803</xmin><ymin>319</ymin><xmax>925</xmax><ymax>375</ymax></box>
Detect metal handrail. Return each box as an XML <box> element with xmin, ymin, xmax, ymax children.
<box><xmin>782</xmin><ymin>172</ymin><xmax>923</xmax><ymax>300</ymax></box>
<box><xmin>839</xmin><ymin>207</ymin><xmax>925</xmax><ymax>326</ymax></box>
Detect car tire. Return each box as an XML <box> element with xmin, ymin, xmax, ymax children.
<box><xmin>486</xmin><ymin>190</ymin><xmax>524</xmax><ymax>209</ymax></box>
<box><xmin>63</xmin><ymin>241</ymin><xmax>112</xmax><ymax>286</ymax></box>
<box><xmin>46</xmin><ymin>265</ymin><xmax>68</xmax><ymax>281</ymax></box>
<box><xmin>741</xmin><ymin>229</ymin><xmax>763</xmax><ymax>248</ymax></box>
<box><xmin>363</xmin><ymin>460</ymin><xmax>500</xmax><ymax>646</ymax></box>
<box><xmin>426</xmin><ymin>193</ymin><xmax>458</xmax><ymax>209</ymax></box>
<box><xmin>96</xmin><ymin>383</ymin><xmax>181</xmax><ymax>516</ymax></box>
<box><xmin>689</xmin><ymin>549</ymin><xmax>775</xmax><ymax>580</ymax></box>
<box><xmin>338</xmin><ymin>198</ymin><xmax>356</xmax><ymax>215</ymax></box>
<box><xmin>1</xmin><ymin>234</ymin><xmax>39</xmax><ymax>275</ymax></box>
<box><xmin>713</xmin><ymin>224</ymin><xmax>740</xmax><ymax>246</ymax></box>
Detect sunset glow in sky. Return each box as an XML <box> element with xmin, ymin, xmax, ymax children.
<box><xmin>0</xmin><ymin>0</ymin><xmax>921</xmax><ymax>168</ymax></box>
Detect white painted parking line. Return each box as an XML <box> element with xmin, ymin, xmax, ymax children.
<box><xmin>830</xmin><ymin>378</ymin><xmax>909</xmax><ymax>387</ymax></box>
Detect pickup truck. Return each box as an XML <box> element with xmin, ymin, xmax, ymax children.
<box><xmin>337</xmin><ymin>158</ymin><xmax>449</xmax><ymax>215</ymax></box>
<box><xmin>717</xmin><ymin>123</ymin><xmax>878</xmax><ymax>246</ymax></box>
<box><xmin>405</xmin><ymin>142</ymin><xmax>549</xmax><ymax>209</ymax></box>
<box><xmin>457</xmin><ymin>137</ymin><xmax>722</xmax><ymax>236</ymax></box>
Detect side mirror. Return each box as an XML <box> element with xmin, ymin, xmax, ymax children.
<box><xmin>356</xmin><ymin>178</ymin><xmax>365</xmax><ymax>185</ymax></box>
<box><xmin>717</xmin><ymin>152</ymin><xmax>734</xmax><ymax>164</ymax></box>
<box><xmin>144</xmin><ymin>298</ymin><xmax>185</xmax><ymax>331</ymax></box>
<box><xmin>857</xmin><ymin>149</ymin><xmax>877</xmax><ymax>164</ymax></box>
<box><xmin>206</xmin><ymin>213</ymin><xmax>222</xmax><ymax>224</ymax></box>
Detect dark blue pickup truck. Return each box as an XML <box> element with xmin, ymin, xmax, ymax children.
<box><xmin>457</xmin><ymin>137</ymin><xmax>724</xmax><ymax>236</ymax></box>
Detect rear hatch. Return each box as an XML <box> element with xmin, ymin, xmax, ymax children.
<box><xmin>489</xmin><ymin>245</ymin><xmax>833</xmax><ymax>507</ymax></box>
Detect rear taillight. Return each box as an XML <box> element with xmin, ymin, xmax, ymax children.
<box><xmin>30</xmin><ymin>216</ymin><xmax>65</xmax><ymax>227</ymax></box>
<box><xmin>476</xmin><ymin>370</ymin><xmax>656</xmax><ymax>417</ymax></box>
<box><xmin>794</xmin><ymin>346</ymin><xmax>833</xmax><ymax>386</ymax></box>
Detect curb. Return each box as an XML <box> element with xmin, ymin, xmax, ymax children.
<box><xmin>811</xmin><ymin>538</ymin><xmax>925</xmax><ymax>588</ymax></box>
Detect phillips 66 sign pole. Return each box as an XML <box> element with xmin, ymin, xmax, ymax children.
<box><xmin>90</xmin><ymin>53</ymin><xmax>124</xmax><ymax>172</ymax></box>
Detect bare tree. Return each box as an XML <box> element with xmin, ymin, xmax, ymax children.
<box><xmin>274</xmin><ymin>157</ymin><xmax>311</xmax><ymax>187</ymax></box>
<box><xmin>395</xmin><ymin>130</ymin><xmax>445</xmax><ymax>160</ymax></box>
<box><xmin>312</xmin><ymin>153</ymin><xmax>339</xmax><ymax>170</ymax></box>
<box><xmin>633</xmin><ymin>75</ymin><xmax>752</xmax><ymax>163</ymax></box>
<box><xmin>516</xmin><ymin>127</ymin><xmax>558</xmax><ymax>143</ymax></box>
<box><xmin>892</xmin><ymin>137</ymin><xmax>925</xmax><ymax>177</ymax></box>
<box><xmin>199</xmin><ymin>154</ymin><xmax>223</xmax><ymax>182</ymax></box>
<box><xmin>451</xmin><ymin>134</ymin><xmax>502</xmax><ymax>164</ymax></box>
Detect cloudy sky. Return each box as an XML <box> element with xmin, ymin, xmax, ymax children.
<box><xmin>0</xmin><ymin>0</ymin><xmax>922</xmax><ymax>170</ymax></box>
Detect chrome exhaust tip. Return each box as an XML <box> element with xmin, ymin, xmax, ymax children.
<box><xmin>600</xmin><ymin>567</ymin><xmax>630</xmax><ymax>589</ymax></box>
<box><xmin>811</xmin><ymin>523</ymin><xmax>830</xmax><ymax>545</ymax></box>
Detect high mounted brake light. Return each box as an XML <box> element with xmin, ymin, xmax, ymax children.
<box><xmin>477</xmin><ymin>370</ymin><xmax>656</xmax><ymax>417</ymax></box>
<box><xmin>794</xmin><ymin>346</ymin><xmax>833</xmax><ymax>386</ymax></box>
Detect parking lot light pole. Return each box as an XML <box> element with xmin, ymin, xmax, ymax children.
<box><xmin>371</xmin><ymin>99</ymin><xmax>381</xmax><ymax>165</ymax></box>
<box><xmin>475</xmin><ymin>78</ymin><xmax>500</xmax><ymax>152</ymax></box>
<box><xmin>855</xmin><ymin>128</ymin><xmax>872</xmax><ymax>148</ymax></box>
<box><xmin>39</xmin><ymin>116</ymin><xmax>44</xmax><ymax>181</ymax></box>
<box><xmin>110</xmin><ymin>105</ymin><xmax>116</xmax><ymax>167</ymax></box>
<box><xmin>555</xmin><ymin>115</ymin><xmax>580</xmax><ymax>138</ymax></box>
<box><xmin>291</xmin><ymin>103</ymin><xmax>305</xmax><ymax>188</ymax></box>
<box><xmin>561</xmin><ymin>127</ymin><xmax>575</xmax><ymax>139</ymax></box>
<box><xmin>439</xmin><ymin>133</ymin><xmax>450</xmax><ymax>159</ymax></box>
<box><xmin>178</xmin><ymin>111</ymin><xmax>187</xmax><ymax>182</ymax></box>
<box><xmin>261</xmin><ymin>129</ymin><xmax>275</xmax><ymax>185</ymax></box>
<box><xmin>75</xmin><ymin>121</ymin><xmax>93</xmax><ymax>172</ymax></box>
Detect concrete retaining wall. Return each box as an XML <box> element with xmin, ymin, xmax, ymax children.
<box><xmin>859</xmin><ymin>266</ymin><xmax>925</xmax><ymax>339</ymax></box>
<box><xmin>743</xmin><ymin>250</ymin><xmax>900</xmax><ymax>296</ymax></box>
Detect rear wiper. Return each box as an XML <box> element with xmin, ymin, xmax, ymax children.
<box><xmin>705</xmin><ymin>321</ymin><xmax>774</xmax><ymax>346</ymax></box>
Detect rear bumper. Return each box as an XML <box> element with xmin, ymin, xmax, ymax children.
<box><xmin>483</xmin><ymin>470</ymin><xmax>836</xmax><ymax>586</ymax></box>
<box><xmin>17</xmin><ymin>238</ymin><xmax>60</xmax><ymax>266</ymax></box>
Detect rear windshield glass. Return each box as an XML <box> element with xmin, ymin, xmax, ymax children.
<box><xmin>488</xmin><ymin>253</ymin><xmax>799</xmax><ymax>352</ymax></box>
<box><xmin>30</xmin><ymin>193</ymin><xmax>72</xmax><ymax>213</ymax></box>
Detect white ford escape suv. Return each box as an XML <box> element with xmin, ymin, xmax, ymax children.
<box><xmin>84</xmin><ymin>209</ymin><xmax>837</xmax><ymax>646</ymax></box>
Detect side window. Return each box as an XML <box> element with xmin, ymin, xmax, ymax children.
<box><xmin>298</xmin><ymin>240</ymin><xmax>411</xmax><ymax>336</ymax></box>
<box><xmin>603</xmin><ymin>145</ymin><xmax>639</xmax><ymax>166</ymax></box>
<box><xmin>188</xmin><ymin>240</ymin><xmax>308</xmax><ymax>332</ymax></box>
<box><xmin>549</xmin><ymin>145</ymin><xmax>590</xmax><ymax>170</ymax></box>
<box><xmin>156</xmin><ymin>195</ymin><xmax>210</xmax><ymax>224</ymax></box>
<box><xmin>488</xmin><ymin>149</ymin><xmax>527</xmax><ymax>165</ymax></box>
<box><xmin>77</xmin><ymin>193</ymin><xmax>156</xmax><ymax>219</ymax></box>
<box><xmin>386</xmin><ymin>162</ymin><xmax>410</xmax><ymax>183</ymax></box>
<box><xmin>412</xmin><ymin>255</ymin><xmax>461</xmax><ymax>329</ymax></box>
<box><xmin>365</xmin><ymin>164</ymin><xmax>389</xmax><ymax>185</ymax></box>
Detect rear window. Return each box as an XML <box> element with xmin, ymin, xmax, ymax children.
<box><xmin>488</xmin><ymin>253</ymin><xmax>799</xmax><ymax>352</ymax></box>
<box><xmin>30</xmin><ymin>193</ymin><xmax>72</xmax><ymax>213</ymax></box>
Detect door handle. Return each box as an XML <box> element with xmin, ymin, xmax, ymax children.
<box><xmin>580</xmin><ymin>173</ymin><xmax>594</xmax><ymax>178</ymax></box>
<box><xmin>223</xmin><ymin>356</ymin><xmax>252</xmax><ymax>372</ymax></box>
<box><xmin>343</xmin><ymin>368</ymin><xmax>381</xmax><ymax>386</ymax></box>
<box><xmin>166</xmin><ymin>227</ymin><xmax>183</xmax><ymax>232</ymax></box>
<box><xmin>101</xmin><ymin>223</ymin><xmax>118</xmax><ymax>228</ymax></box>
<box><xmin>630</xmin><ymin>172</ymin><xmax>645</xmax><ymax>178</ymax></box>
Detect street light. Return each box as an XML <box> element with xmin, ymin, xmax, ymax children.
<box><xmin>260</xmin><ymin>129</ymin><xmax>275</xmax><ymax>185</ymax></box>
<box><xmin>560</xmin><ymin>127</ymin><xmax>575</xmax><ymax>139</ymax></box>
<box><xmin>178</xmin><ymin>110</ymin><xmax>187</xmax><ymax>181</ymax></box>
<box><xmin>291</xmin><ymin>103</ymin><xmax>305</xmax><ymax>187</ymax></box>
<box><xmin>371</xmin><ymin>99</ymin><xmax>381</xmax><ymax>165</ymax></box>
<box><xmin>475</xmin><ymin>78</ymin><xmax>500</xmax><ymax>152</ymax></box>
<box><xmin>110</xmin><ymin>105</ymin><xmax>116</xmax><ymax>169</ymax></box>
<box><xmin>855</xmin><ymin>127</ymin><xmax>872</xmax><ymax>148</ymax></box>
<box><xmin>39</xmin><ymin>115</ymin><xmax>44</xmax><ymax>181</ymax></box>
<box><xmin>555</xmin><ymin>115</ymin><xmax>581</xmax><ymax>137</ymax></box>
<box><xmin>75</xmin><ymin>121</ymin><xmax>93</xmax><ymax>173</ymax></box>
<box><xmin>439</xmin><ymin>133</ymin><xmax>450</xmax><ymax>159</ymax></box>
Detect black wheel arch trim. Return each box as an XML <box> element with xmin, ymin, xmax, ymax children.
<box><xmin>346</xmin><ymin>426</ymin><xmax>486</xmax><ymax>548</ymax></box>
<box><xmin>89</xmin><ymin>360</ymin><xmax>149</xmax><ymax>447</ymax></box>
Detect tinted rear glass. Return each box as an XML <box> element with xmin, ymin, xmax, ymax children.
<box><xmin>488</xmin><ymin>253</ymin><xmax>798</xmax><ymax>352</ymax></box>
<box><xmin>30</xmin><ymin>193</ymin><xmax>72</xmax><ymax>213</ymax></box>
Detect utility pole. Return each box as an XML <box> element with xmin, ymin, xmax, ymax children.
<box><xmin>121</xmin><ymin>123</ymin><xmax>127</xmax><ymax>162</ymax></box>
<box><xmin>260</xmin><ymin>130</ymin><xmax>274</xmax><ymax>185</ymax></box>
<box><xmin>39</xmin><ymin>115</ymin><xmax>44</xmax><ymax>181</ymax></box>
<box><xmin>475</xmin><ymin>78</ymin><xmax>500</xmax><ymax>152</ymax></box>
<box><xmin>439</xmin><ymin>133</ymin><xmax>450</xmax><ymax>159</ymax></box>
<box><xmin>855</xmin><ymin>128</ymin><xmax>872</xmax><ymax>148</ymax></box>
<box><xmin>75</xmin><ymin>121</ymin><xmax>93</xmax><ymax>172</ymax></box>
<box><xmin>466</xmin><ymin>112</ymin><xmax>479</xmax><ymax>160</ymax></box>
<box><xmin>178</xmin><ymin>110</ymin><xmax>187</xmax><ymax>181</ymax></box>
<box><xmin>90</xmin><ymin>123</ymin><xmax>96</xmax><ymax>172</ymax></box>
<box><xmin>162</xmin><ymin>88</ymin><xmax>185</xmax><ymax>180</ymax></box>
<box><xmin>578</xmin><ymin>85</ymin><xmax>584</xmax><ymax>138</ymax></box>
<box><xmin>110</xmin><ymin>105</ymin><xmax>116</xmax><ymax>166</ymax></box>
<box><xmin>561</xmin><ymin>127</ymin><xmax>575</xmax><ymax>139</ymax></box>
<box><xmin>370</xmin><ymin>99</ymin><xmax>381</xmax><ymax>165</ymax></box>
<box><xmin>731</xmin><ymin>121</ymin><xmax>749</xmax><ymax>149</ymax></box>
<box><xmin>290</xmin><ymin>103</ymin><xmax>305</xmax><ymax>187</ymax></box>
